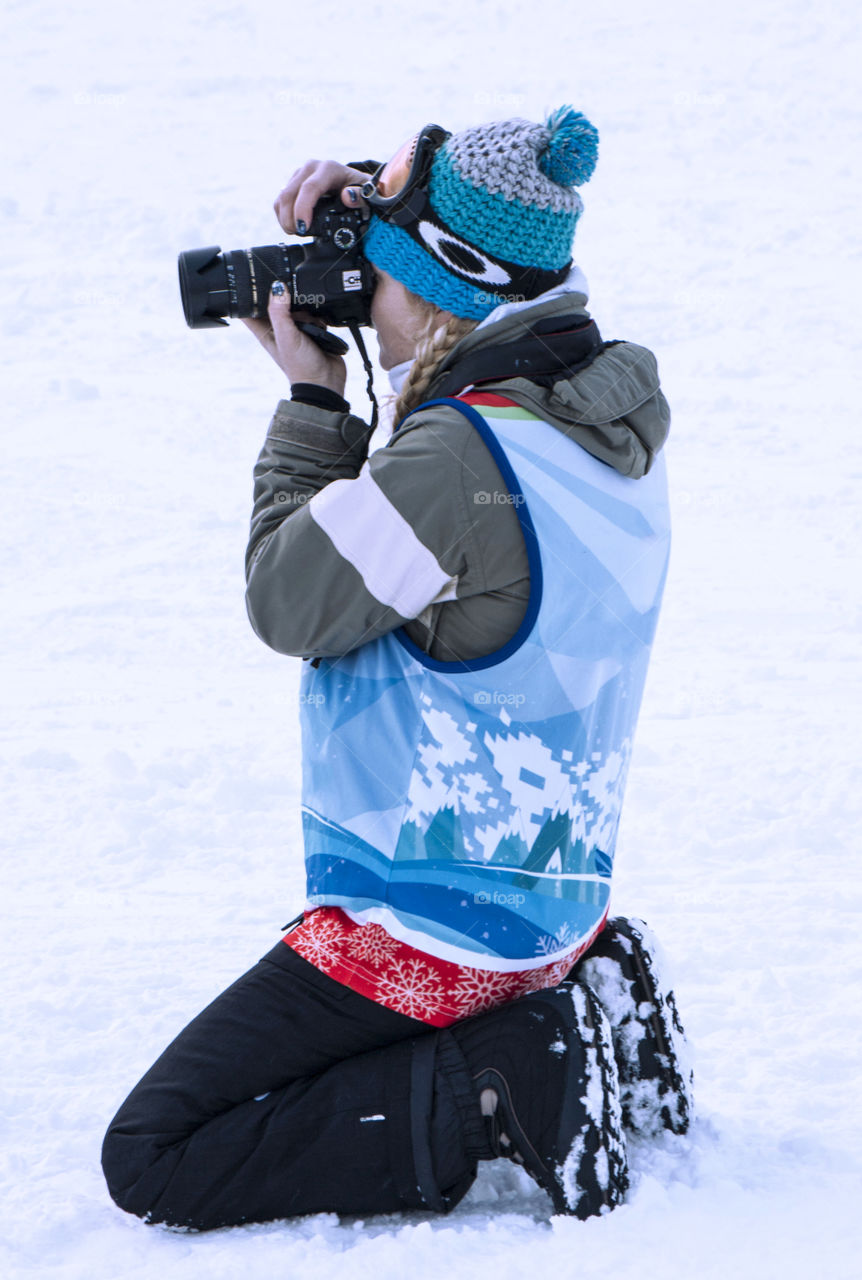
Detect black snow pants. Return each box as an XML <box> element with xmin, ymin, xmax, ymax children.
<box><xmin>101</xmin><ymin>941</ymin><xmax>491</xmax><ymax>1230</ymax></box>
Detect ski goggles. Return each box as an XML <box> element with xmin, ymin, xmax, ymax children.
<box><xmin>360</xmin><ymin>123</ymin><xmax>449</xmax><ymax>226</ymax></box>
<box><xmin>360</xmin><ymin>122</ymin><xmax>573</xmax><ymax>304</ymax></box>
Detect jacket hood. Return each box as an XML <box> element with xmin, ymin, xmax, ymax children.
<box><xmin>425</xmin><ymin>290</ymin><xmax>671</xmax><ymax>479</ymax></box>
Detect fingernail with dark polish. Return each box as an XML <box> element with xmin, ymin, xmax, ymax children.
<box><xmin>296</xmin><ymin>219</ymin><xmax>307</xmax><ymax>234</ymax></box>
<box><xmin>346</xmin><ymin>188</ymin><xmax>358</xmax><ymax>204</ymax></box>
<box><xmin>271</xmin><ymin>281</ymin><xmax>286</xmax><ymax>296</ymax></box>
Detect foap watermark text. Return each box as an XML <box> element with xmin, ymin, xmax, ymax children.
<box><xmin>474</xmin><ymin>890</ymin><xmax>526</xmax><ymax>907</ymax></box>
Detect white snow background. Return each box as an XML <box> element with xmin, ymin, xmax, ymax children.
<box><xmin>2</xmin><ymin>0</ymin><xmax>861</xmax><ymax>1276</ymax></box>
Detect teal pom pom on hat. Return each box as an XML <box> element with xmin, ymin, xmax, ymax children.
<box><xmin>362</xmin><ymin>106</ymin><xmax>600</xmax><ymax>319</ymax></box>
<box><xmin>539</xmin><ymin>106</ymin><xmax>599</xmax><ymax>187</ymax></box>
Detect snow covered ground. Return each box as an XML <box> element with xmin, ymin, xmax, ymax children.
<box><xmin>2</xmin><ymin>0</ymin><xmax>861</xmax><ymax>1275</ymax></box>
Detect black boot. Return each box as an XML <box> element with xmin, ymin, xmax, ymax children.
<box><xmin>575</xmin><ymin>917</ymin><xmax>694</xmax><ymax>1138</ymax></box>
<box><xmin>451</xmin><ymin>984</ymin><xmax>628</xmax><ymax>1218</ymax></box>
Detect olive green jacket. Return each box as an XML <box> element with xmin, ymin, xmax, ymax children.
<box><xmin>245</xmin><ymin>292</ymin><xmax>670</xmax><ymax>662</ymax></box>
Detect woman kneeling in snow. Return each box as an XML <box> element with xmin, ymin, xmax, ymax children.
<box><xmin>102</xmin><ymin>108</ymin><xmax>692</xmax><ymax>1229</ymax></box>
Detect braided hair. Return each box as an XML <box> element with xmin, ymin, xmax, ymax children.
<box><xmin>392</xmin><ymin>305</ymin><xmax>478</xmax><ymax>427</ymax></box>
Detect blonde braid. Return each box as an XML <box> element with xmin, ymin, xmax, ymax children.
<box><xmin>393</xmin><ymin>311</ymin><xmax>479</xmax><ymax>426</ymax></box>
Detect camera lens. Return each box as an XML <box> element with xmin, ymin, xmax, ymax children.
<box><xmin>178</xmin><ymin>246</ymin><xmax>230</xmax><ymax>328</ymax></box>
<box><xmin>178</xmin><ymin>244</ymin><xmax>295</xmax><ymax>328</ymax></box>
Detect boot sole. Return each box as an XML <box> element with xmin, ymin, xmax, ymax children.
<box><xmin>580</xmin><ymin>917</ymin><xmax>693</xmax><ymax>1137</ymax></box>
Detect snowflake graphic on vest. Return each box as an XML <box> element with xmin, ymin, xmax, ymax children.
<box><xmin>395</xmin><ymin>694</ymin><xmax>628</xmax><ymax>902</ymax></box>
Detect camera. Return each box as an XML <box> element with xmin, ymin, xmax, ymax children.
<box><xmin>178</xmin><ymin>197</ymin><xmax>375</xmax><ymax>332</ymax></box>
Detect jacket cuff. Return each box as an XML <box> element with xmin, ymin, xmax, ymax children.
<box><xmin>267</xmin><ymin>398</ymin><xmax>372</xmax><ymax>460</ymax></box>
<box><xmin>291</xmin><ymin>383</ymin><xmax>350</xmax><ymax>414</ymax></box>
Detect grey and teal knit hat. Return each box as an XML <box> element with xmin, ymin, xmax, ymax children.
<box><xmin>362</xmin><ymin>106</ymin><xmax>599</xmax><ymax>320</ymax></box>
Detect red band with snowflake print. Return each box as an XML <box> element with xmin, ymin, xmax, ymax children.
<box><xmin>282</xmin><ymin>907</ymin><xmax>607</xmax><ymax>1026</ymax></box>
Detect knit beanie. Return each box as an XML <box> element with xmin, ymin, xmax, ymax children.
<box><xmin>362</xmin><ymin>106</ymin><xmax>598</xmax><ymax>320</ymax></box>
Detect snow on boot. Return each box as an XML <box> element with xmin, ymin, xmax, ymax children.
<box><xmin>575</xmin><ymin>916</ymin><xmax>694</xmax><ymax>1138</ymax></box>
<box><xmin>451</xmin><ymin>983</ymin><xmax>628</xmax><ymax>1218</ymax></box>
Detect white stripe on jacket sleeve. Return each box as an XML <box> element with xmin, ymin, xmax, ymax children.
<box><xmin>308</xmin><ymin>465</ymin><xmax>458</xmax><ymax>618</ymax></box>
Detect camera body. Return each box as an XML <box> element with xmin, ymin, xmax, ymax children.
<box><xmin>178</xmin><ymin>197</ymin><xmax>375</xmax><ymax>330</ymax></box>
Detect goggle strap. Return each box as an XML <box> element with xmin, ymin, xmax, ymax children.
<box><xmin>386</xmin><ymin>188</ymin><xmax>428</xmax><ymax>228</ymax></box>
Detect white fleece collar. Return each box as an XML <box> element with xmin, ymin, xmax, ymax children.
<box><xmin>387</xmin><ymin>358</ymin><xmax>414</xmax><ymax>395</ymax></box>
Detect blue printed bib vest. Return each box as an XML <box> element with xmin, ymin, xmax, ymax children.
<box><xmin>299</xmin><ymin>395</ymin><xmax>671</xmax><ymax>972</ymax></box>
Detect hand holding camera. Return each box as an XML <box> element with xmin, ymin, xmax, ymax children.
<box><xmin>242</xmin><ymin>281</ymin><xmax>348</xmax><ymax>394</ymax></box>
<box><xmin>273</xmin><ymin>160</ymin><xmax>370</xmax><ymax>235</ymax></box>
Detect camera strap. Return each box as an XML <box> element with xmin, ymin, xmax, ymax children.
<box><xmin>347</xmin><ymin>321</ymin><xmax>379</xmax><ymax>431</ymax></box>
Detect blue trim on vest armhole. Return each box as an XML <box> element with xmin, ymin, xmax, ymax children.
<box><xmin>393</xmin><ymin>397</ymin><xmax>544</xmax><ymax>673</ymax></box>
